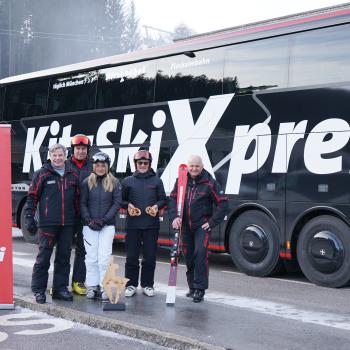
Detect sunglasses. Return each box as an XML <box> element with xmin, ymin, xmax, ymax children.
<box><xmin>136</xmin><ymin>161</ymin><xmax>150</xmax><ymax>166</ymax></box>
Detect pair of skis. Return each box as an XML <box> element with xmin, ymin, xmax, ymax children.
<box><xmin>166</xmin><ymin>164</ymin><xmax>188</xmax><ymax>306</ymax></box>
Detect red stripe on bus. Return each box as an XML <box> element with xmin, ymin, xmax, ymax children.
<box><xmin>280</xmin><ymin>251</ymin><xmax>293</xmax><ymax>260</ymax></box>
<box><xmin>184</xmin><ymin>9</ymin><xmax>350</xmax><ymax>48</ymax></box>
<box><xmin>208</xmin><ymin>244</ymin><xmax>226</xmax><ymax>251</ymax></box>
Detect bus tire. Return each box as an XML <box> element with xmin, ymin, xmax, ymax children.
<box><xmin>229</xmin><ymin>210</ymin><xmax>283</xmax><ymax>276</ymax></box>
<box><xmin>20</xmin><ymin>203</ymin><xmax>38</xmax><ymax>244</ymax></box>
<box><xmin>297</xmin><ymin>215</ymin><xmax>350</xmax><ymax>288</ymax></box>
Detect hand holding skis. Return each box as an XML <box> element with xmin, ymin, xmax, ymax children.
<box><xmin>166</xmin><ymin>164</ymin><xmax>188</xmax><ymax>306</ymax></box>
<box><xmin>172</xmin><ymin>217</ymin><xmax>182</xmax><ymax>230</ymax></box>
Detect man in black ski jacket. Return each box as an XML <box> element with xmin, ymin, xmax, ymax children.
<box><xmin>25</xmin><ymin>144</ymin><xmax>80</xmax><ymax>304</ymax></box>
<box><xmin>169</xmin><ymin>155</ymin><xmax>229</xmax><ymax>303</ymax></box>
<box><xmin>121</xmin><ymin>150</ymin><xmax>167</xmax><ymax>297</ymax></box>
<box><xmin>68</xmin><ymin>134</ymin><xmax>93</xmax><ymax>295</ymax></box>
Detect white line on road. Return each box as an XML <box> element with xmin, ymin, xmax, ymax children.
<box><xmin>13</xmin><ymin>256</ymin><xmax>350</xmax><ymax>332</ymax></box>
<box><xmin>153</xmin><ymin>282</ymin><xmax>350</xmax><ymax>332</ymax></box>
<box><xmin>221</xmin><ymin>270</ymin><xmax>312</xmax><ymax>285</ymax></box>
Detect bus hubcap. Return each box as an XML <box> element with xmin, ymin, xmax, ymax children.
<box><xmin>308</xmin><ymin>231</ymin><xmax>344</xmax><ymax>273</ymax></box>
<box><xmin>240</xmin><ymin>225</ymin><xmax>268</xmax><ymax>263</ymax></box>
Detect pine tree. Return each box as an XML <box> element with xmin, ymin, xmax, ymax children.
<box><xmin>173</xmin><ymin>23</ymin><xmax>195</xmax><ymax>40</ymax></box>
<box><xmin>102</xmin><ymin>0</ymin><xmax>126</xmax><ymax>55</ymax></box>
<box><xmin>123</xmin><ymin>0</ymin><xmax>141</xmax><ymax>52</ymax></box>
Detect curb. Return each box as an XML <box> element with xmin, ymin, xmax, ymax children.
<box><xmin>14</xmin><ymin>295</ymin><xmax>226</xmax><ymax>350</ymax></box>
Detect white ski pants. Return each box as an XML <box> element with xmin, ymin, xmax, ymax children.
<box><xmin>83</xmin><ymin>225</ymin><xmax>115</xmax><ymax>287</ymax></box>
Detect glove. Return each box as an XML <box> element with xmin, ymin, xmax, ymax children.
<box><xmin>25</xmin><ymin>215</ymin><xmax>37</xmax><ymax>235</ymax></box>
<box><xmin>88</xmin><ymin>220</ymin><xmax>102</xmax><ymax>231</ymax></box>
<box><xmin>96</xmin><ymin>218</ymin><xmax>107</xmax><ymax>228</ymax></box>
<box><xmin>83</xmin><ymin>217</ymin><xmax>92</xmax><ymax>225</ymax></box>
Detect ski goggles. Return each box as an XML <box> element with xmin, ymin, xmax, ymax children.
<box><xmin>92</xmin><ymin>153</ymin><xmax>110</xmax><ymax>163</ymax></box>
<box><xmin>71</xmin><ymin>134</ymin><xmax>91</xmax><ymax>147</ymax></box>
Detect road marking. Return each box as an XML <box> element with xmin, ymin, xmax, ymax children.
<box><xmin>153</xmin><ymin>282</ymin><xmax>350</xmax><ymax>332</ymax></box>
<box><xmin>0</xmin><ymin>312</ymin><xmax>73</xmax><ymax>335</ymax></box>
<box><xmin>221</xmin><ymin>270</ymin><xmax>243</xmax><ymax>275</ymax></box>
<box><xmin>13</xmin><ymin>257</ymin><xmax>53</xmax><ymax>272</ymax></box>
<box><xmin>221</xmin><ymin>270</ymin><xmax>312</xmax><ymax>285</ymax></box>
<box><xmin>13</xmin><ymin>252</ymin><xmax>32</xmax><ymax>256</ymax></box>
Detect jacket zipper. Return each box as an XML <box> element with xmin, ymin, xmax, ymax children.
<box><xmin>45</xmin><ymin>197</ymin><xmax>48</xmax><ymax>216</ymax></box>
<box><xmin>188</xmin><ymin>180</ymin><xmax>196</xmax><ymax>231</ymax></box>
<box><xmin>61</xmin><ymin>177</ymin><xmax>65</xmax><ymax>225</ymax></box>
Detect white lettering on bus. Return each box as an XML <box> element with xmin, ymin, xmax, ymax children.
<box><xmin>304</xmin><ymin>118</ymin><xmax>350</xmax><ymax>174</ymax></box>
<box><xmin>22</xmin><ymin>95</ymin><xmax>350</xmax><ymax>195</ymax></box>
<box><xmin>161</xmin><ymin>94</ymin><xmax>234</xmax><ymax>191</ymax></box>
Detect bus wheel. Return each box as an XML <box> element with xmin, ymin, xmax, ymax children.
<box><xmin>229</xmin><ymin>210</ymin><xmax>283</xmax><ymax>276</ymax></box>
<box><xmin>297</xmin><ymin>216</ymin><xmax>350</xmax><ymax>288</ymax></box>
<box><xmin>20</xmin><ymin>203</ymin><xmax>38</xmax><ymax>244</ymax></box>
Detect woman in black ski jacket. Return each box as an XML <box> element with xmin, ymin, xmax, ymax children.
<box><xmin>80</xmin><ymin>152</ymin><xmax>122</xmax><ymax>301</ymax></box>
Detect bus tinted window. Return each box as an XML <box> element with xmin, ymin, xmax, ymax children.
<box><xmin>97</xmin><ymin>62</ymin><xmax>156</xmax><ymax>108</ymax></box>
<box><xmin>155</xmin><ymin>48</ymin><xmax>224</xmax><ymax>102</ymax></box>
<box><xmin>0</xmin><ymin>87</ymin><xmax>4</xmax><ymax>120</ymax></box>
<box><xmin>4</xmin><ymin>80</ymin><xmax>48</xmax><ymax>120</ymax></box>
<box><xmin>289</xmin><ymin>24</ymin><xmax>350</xmax><ymax>87</ymax></box>
<box><xmin>224</xmin><ymin>36</ymin><xmax>289</xmax><ymax>94</ymax></box>
<box><xmin>48</xmin><ymin>71</ymin><xmax>97</xmax><ymax>114</ymax></box>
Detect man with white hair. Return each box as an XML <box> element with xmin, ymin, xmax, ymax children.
<box><xmin>169</xmin><ymin>155</ymin><xmax>229</xmax><ymax>303</ymax></box>
<box><xmin>25</xmin><ymin>143</ymin><xmax>80</xmax><ymax>304</ymax></box>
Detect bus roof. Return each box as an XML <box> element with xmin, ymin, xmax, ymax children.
<box><xmin>1</xmin><ymin>2</ymin><xmax>350</xmax><ymax>85</ymax></box>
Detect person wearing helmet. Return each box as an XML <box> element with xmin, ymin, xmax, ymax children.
<box><xmin>80</xmin><ymin>152</ymin><xmax>122</xmax><ymax>301</ymax></box>
<box><xmin>68</xmin><ymin>134</ymin><xmax>93</xmax><ymax>295</ymax></box>
<box><xmin>121</xmin><ymin>150</ymin><xmax>167</xmax><ymax>297</ymax></box>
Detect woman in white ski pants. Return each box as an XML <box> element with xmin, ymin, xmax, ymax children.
<box><xmin>80</xmin><ymin>152</ymin><xmax>122</xmax><ymax>300</ymax></box>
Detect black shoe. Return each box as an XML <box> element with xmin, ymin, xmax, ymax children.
<box><xmin>186</xmin><ymin>289</ymin><xmax>195</xmax><ymax>298</ymax></box>
<box><xmin>193</xmin><ymin>289</ymin><xmax>205</xmax><ymax>303</ymax></box>
<box><xmin>52</xmin><ymin>289</ymin><xmax>73</xmax><ymax>301</ymax></box>
<box><xmin>34</xmin><ymin>292</ymin><xmax>46</xmax><ymax>304</ymax></box>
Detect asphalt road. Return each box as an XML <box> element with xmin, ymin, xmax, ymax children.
<box><xmin>8</xmin><ymin>230</ymin><xmax>350</xmax><ymax>349</ymax></box>
<box><xmin>0</xmin><ymin>307</ymin><xmax>171</xmax><ymax>350</ymax></box>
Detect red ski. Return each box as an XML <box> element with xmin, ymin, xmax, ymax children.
<box><xmin>166</xmin><ymin>164</ymin><xmax>188</xmax><ymax>306</ymax></box>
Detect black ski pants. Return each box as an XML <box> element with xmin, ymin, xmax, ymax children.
<box><xmin>182</xmin><ymin>225</ymin><xmax>210</xmax><ymax>290</ymax></box>
<box><xmin>31</xmin><ymin>225</ymin><xmax>73</xmax><ymax>293</ymax></box>
<box><xmin>125</xmin><ymin>228</ymin><xmax>159</xmax><ymax>288</ymax></box>
<box><xmin>72</xmin><ymin>223</ymin><xmax>86</xmax><ymax>283</ymax></box>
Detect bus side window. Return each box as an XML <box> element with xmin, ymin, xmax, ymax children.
<box><xmin>0</xmin><ymin>86</ymin><xmax>4</xmax><ymax>121</ymax></box>
<box><xmin>97</xmin><ymin>62</ymin><xmax>156</xmax><ymax>109</ymax></box>
<box><xmin>48</xmin><ymin>71</ymin><xmax>98</xmax><ymax>114</ymax></box>
<box><xmin>289</xmin><ymin>23</ymin><xmax>350</xmax><ymax>87</ymax></box>
<box><xmin>155</xmin><ymin>48</ymin><xmax>224</xmax><ymax>102</ymax></box>
<box><xmin>223</xmin><ymin>36</ymin><xmax>289</xmax><ymax>95</ymax></box>
<box><xmin>4</xmin><ymin>80</ymin><xmax>48</xmax><ymax>120</ymax></box>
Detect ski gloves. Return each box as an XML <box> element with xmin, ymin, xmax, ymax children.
<box><xmin>25</xmin><ymin>214</ymin><xmax>37</xmax><ymax>235</ymax></box>
<box><xmin>84</xmin><ymin>218</ymin><xmax>107</xmax><ymax>231</ymax></box>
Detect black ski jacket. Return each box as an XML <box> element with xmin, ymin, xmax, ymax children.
<box><xmin>68</xmin><ymin>157</ymin><xmax>93</xmax><ymax>184</ymax></box>
<box><xmin>169</xmin><ymin>169</ymin><xmax>229</xmax><ymax>231</ymax></box>
<box><xmin>80</xmin><ymin>176</ymin><xmax>122</xmax><ymax>225</ymax></box>
<box><xmin>26</xmin><ymin>161</ymin><xmax>80</xmax><ymax>227</ymax></box>
<box><xmin>121</xmin><ymin>169</ymin><xmax>167</xmax><ymax>229</ymax></box>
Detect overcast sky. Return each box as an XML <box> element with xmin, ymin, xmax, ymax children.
<box><xmin>132</xmin><ymin>0</ymin><xmax>348</xmax><ymax>33</ymax></box>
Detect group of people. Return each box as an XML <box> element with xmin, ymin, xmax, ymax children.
<box><xmin>25</xmin><ymin>134</ymin><xmax>229</xmax><ymax>305</ymax></box>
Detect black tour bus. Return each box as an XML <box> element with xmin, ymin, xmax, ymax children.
<box><xmin>1</xmin><ymin>3</ymin><xmax>350</xmax><ymax>288</ymax></box>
